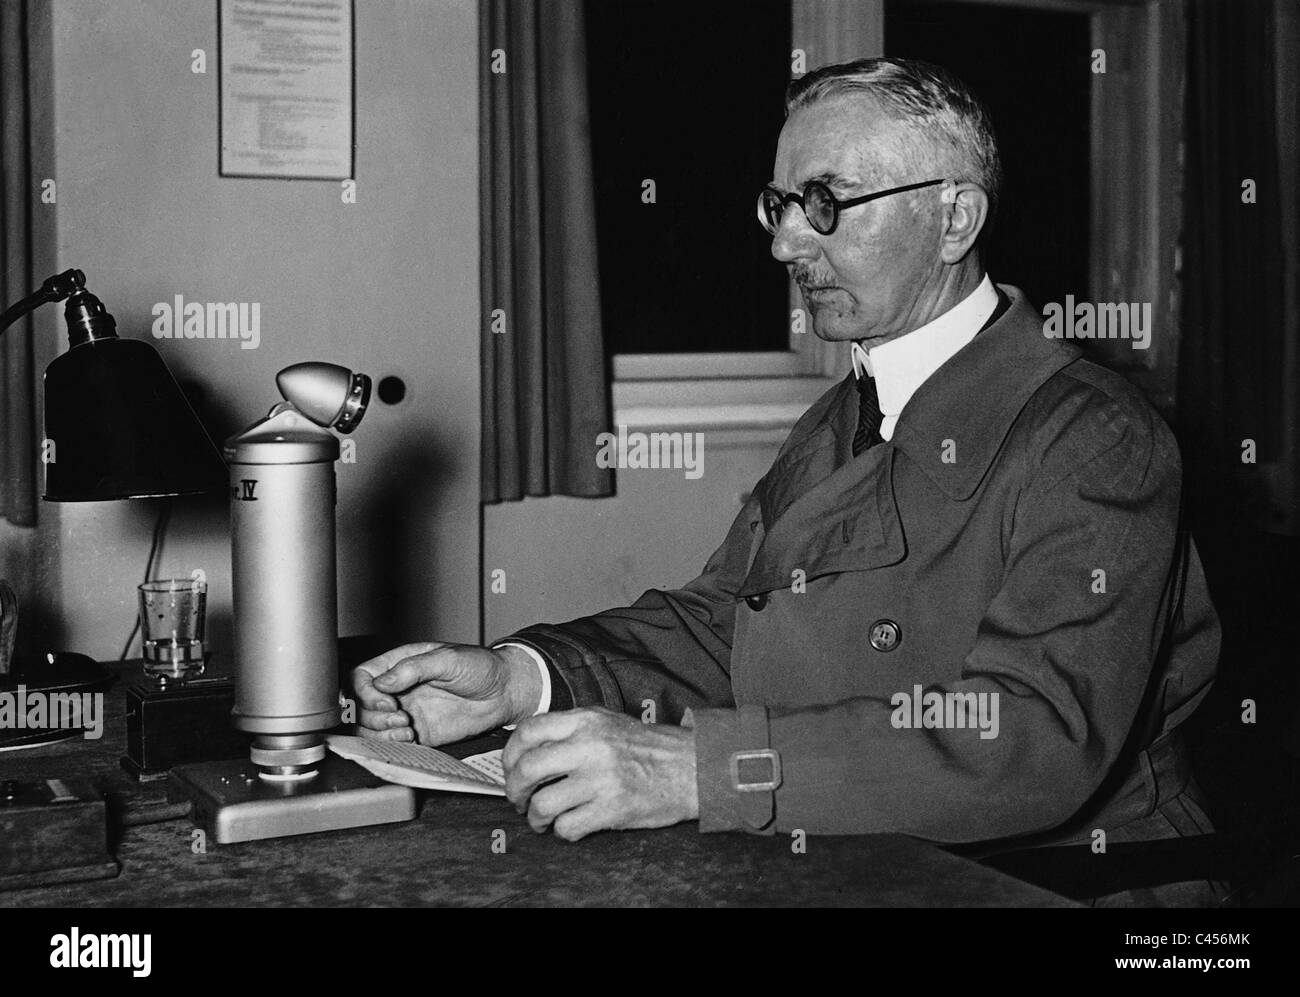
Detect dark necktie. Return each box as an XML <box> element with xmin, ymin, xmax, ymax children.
<box><xmin>853</xmin><ymin>373</ymin><xmax>884</xmax><ymax>457</ymax></box>
<box><xmin>850</xmin><ymin>286</ymin><xmax>1011</xmax><ymax>457</ymax></box>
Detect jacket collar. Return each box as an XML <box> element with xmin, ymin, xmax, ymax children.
<box><xmin>740</xmin><ymin>286</ymin><xmax>1080</xmax><ymax>595</ymax></box>
<box><xmin>754</xmin><ymin>283</ymin><xmax>1080</xmax><ymax>538</ymax></box>
<box><xmin>887</xmin><ymin>283</ymin><xmax>1080</xmax><ymax>500</ymax></box>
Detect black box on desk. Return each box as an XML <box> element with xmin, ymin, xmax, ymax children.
<box><xmin>0</xmin><ymin>777</ymin><xmax>118</xmax><ymax>890</ymax></box>
<box><xmin>123</xmin><ymin>674</ymin><xmax>249</xmax><ymax>780</ymax></box>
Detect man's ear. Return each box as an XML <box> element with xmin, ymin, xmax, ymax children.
<box><xmin>938</xmin><ymin>183</ymin><xmax>989</xmax><ymax>264</ymax></box>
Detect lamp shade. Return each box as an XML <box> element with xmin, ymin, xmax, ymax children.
<box><xmin>43</xmin><ymin>336</ymin><xmax>228</xmax><ymax>501</ymax></box>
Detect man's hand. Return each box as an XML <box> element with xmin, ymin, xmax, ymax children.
<box><xmin>502</xmin><ymin>708</ymin><xmax>699</xmax><ymax>841</ymax></box>
<box><xmin>351</xmin><ymin>642</ymin><xmax>541</xmax><ymax>746</ymax></box>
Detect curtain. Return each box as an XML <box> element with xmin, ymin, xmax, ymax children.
<box><xmin>480</xmin><ymin>0</ymin><xmax>613</xmax><ymax>502</ymax></box>
<box><xmin>1177</xmin><ymin>0</ymin><xmax>1290</xmax><ymax>535</ymax></box>
<box><xmin>0</xmin><ymin>0</ymin><xmax>39</xmax><ymax>526</ymax></box>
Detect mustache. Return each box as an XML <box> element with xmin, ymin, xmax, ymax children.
<box><xmin>790</xmin><ymin>269</ymin><xmax>842</xmax><ymax>288</ymax></box>
<box><xmin>792</xmin><ymin>267</ymin><xmax>839</xmax><ymax>289</ymax></box>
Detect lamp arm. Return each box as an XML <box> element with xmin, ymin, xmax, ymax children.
<box><xmin>0</xmin><ymin>269</ymin><xmax>86</xmax><ymax>334</ymax></box>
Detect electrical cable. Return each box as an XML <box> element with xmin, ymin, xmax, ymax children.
<box><xmin>118</xmin><ymin>499</ymin><xmax>173</xmax><ymax>661</ymax></box>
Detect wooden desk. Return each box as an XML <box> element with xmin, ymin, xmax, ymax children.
<box><xmin>1</xmin><ymin>657</ymin><xmax>1075</xmax><ymax>908</ymax></box>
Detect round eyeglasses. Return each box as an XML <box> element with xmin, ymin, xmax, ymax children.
<box><xmin>758</xmin><ymin>178</ymin><xmax>950</xmax><ymax>236</ymax></box>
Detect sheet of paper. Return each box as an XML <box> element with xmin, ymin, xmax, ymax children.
<box><xmin>326</xmin><ymin>735</ymin><xmax>508</xmax><ymax>797</ymax></box>
<box><xmin>220</xmin><ymin>0</ymin><xmax>354</xmax><ymax>179</ymax></box>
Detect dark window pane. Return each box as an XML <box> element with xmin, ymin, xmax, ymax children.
<box><xmin>586</xmin><ymin>0</ymin><xmax>791</xmax><ymax>354</ymax></box>
<box><xmin>884</xmin><ymin>1</ymin><xmax>1091</xmax><ymax>312</ymax></box>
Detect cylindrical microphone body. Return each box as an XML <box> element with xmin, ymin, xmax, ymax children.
<box><xmin>225</xmin><ymin>405</ymin><xmax>341</xmax><ymax>736</ymax></box>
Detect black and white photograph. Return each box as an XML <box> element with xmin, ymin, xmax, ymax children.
<box><xmin>0</xmin><ymin>0</ymin><xmax>1295</xmax><ymax>958</ymax></box>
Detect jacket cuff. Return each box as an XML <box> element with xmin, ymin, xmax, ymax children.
<box><xmin>689</xmin><ymin>705</ymin><xmax>777</xmax><ymax>834</ymax></box>
<box><xmin>543</xmin><ymin>660</ymin><xmax>572</xmax><ymax>711</ymax></box>
<box><xmin>496</xmin><ymin>626</ymin><xmax>619</xmax><ymax>711</ymax></box>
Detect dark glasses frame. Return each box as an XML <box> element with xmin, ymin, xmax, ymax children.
<box><xmin>758</xmin><ymin>178</ymin><xmax>950</xmax><ymax>236</ymax></box>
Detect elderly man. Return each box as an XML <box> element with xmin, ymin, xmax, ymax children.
<box><xmin>355</xmin><ymin>58</ymin><xmax>1220</xmax><ymax>898</ymax></box>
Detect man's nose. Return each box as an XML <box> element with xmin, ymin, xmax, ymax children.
<box><xmin>769</xmin><ymin>206</ymin><xmax>819</xmax><ymax>264</ymax></box>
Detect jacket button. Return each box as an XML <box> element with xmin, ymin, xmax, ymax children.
<box><xmin>869</xmin><ymin>619</ymin><xmax>901</xmax><ymax>652</ymax></box>
<box><xmin>745</xmin><ymin>592</ymin><xmax>768</xmax><ymax>611</ymax></box>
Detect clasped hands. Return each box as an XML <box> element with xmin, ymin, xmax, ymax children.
<box><xmin>351</xmin><ymin>642</ymin><xmax>698</xmax><ymax>840</ymax></box>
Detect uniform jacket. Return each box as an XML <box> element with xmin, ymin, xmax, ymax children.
<box><xmin>508</xmin><ymin>284</ymin><xmax>1220</xmax><ymax>846</ymax></box>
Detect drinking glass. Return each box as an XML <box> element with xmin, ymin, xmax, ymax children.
<box><xmin>138</xmin><ymin>578</ymin><xmax>207</xmax><ymax>680</ymax></box>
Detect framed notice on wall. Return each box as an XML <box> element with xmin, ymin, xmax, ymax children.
<box><xmin>218</xmin><ymin>0</ymin><xmax>355</xmax><ymax>180</ymax></box>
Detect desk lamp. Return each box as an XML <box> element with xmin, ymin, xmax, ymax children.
<box><xmin>0</xmin><ymin>270</ymin><xmax>226</xmax><ymax>724</ymax></box>
<box><xmin>0</xmin><ymin>269</ymin><xmax>228</xmax><ymax>502</ymax></box>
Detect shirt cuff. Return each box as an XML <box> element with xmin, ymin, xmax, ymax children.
<box><xmin>492</xmin><ymin>641</ymin><xmax>552</xmax><ymax>730</ymax></box>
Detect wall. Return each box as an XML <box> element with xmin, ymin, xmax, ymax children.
<box><xmin>22</xmin><ymin>0</ymin><xmax>480</xmax><ymax>662</ymax></box>
<box><xmin>483</xmin><ymin>433</ymin><xmax>783</xmax><ymax>639</ymax></box>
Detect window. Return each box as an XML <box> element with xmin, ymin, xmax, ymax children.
<box><xmin>588</xmin><ymin>0</ymin><xmax>859</xmax><ymax>417</ymax></box>
<box><xmin>884</xmin><ymin>0</ymin><xmax>1091</xmax><ymax>312</ymax></box>
<box><xmin>586</xmin><ymin>0</ymin><xmax>791</xmax><ymax>358</ymax></box>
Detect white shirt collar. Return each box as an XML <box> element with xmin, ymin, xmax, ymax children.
<box><xmin>851</xmin><ymin>275</ymin><xmax>998</xmax><ymax>421</ymax></box>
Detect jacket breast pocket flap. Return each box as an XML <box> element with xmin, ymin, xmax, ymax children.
<box><xmin>737</xmin><ymin>473</ymin><xmax>906</xmax><ymax>598</ymax></box>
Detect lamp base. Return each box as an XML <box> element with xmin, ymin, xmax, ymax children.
<box><xmin>168</xmin><ymin>754</ymin><xmax>416</xmax><ymax>844</ymax></box>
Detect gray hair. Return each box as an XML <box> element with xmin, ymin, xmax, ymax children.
<box><xmin>785</xmin><ymin>57</ymin><xmax>1002</xmax><ymax>230</ymax></box>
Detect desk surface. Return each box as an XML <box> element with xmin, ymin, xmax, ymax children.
<box><xmin>1</xmin><ymin>657</ymin><xmax>1075</xmax><ymax>908</ymax></box>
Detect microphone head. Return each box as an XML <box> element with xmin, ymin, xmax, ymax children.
<box><xmin>275</xmin><ymin>362</ymin><xmax>371</xmax><ymax>433</ymax></box>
